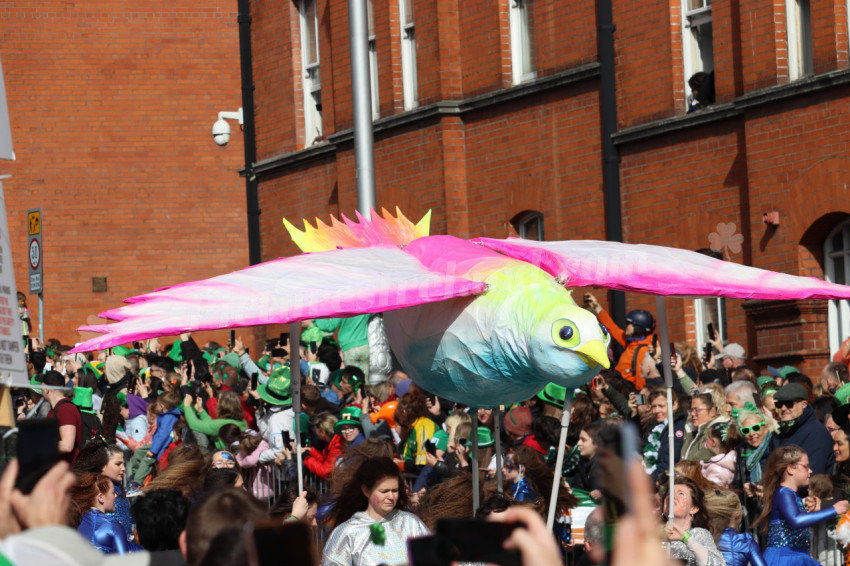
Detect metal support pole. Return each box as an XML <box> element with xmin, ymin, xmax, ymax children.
<box><xmin>471</xmin><ymin>410</ymin><xmax>480</xmax><ymax>514</ymax></box>
<box><xmin>494</xmin><ymin>406</ymin><xmax>503</xmax><ymax>493</ymax></box>
<box><xmin>547</xmin><ymin>390</ymin><xmax>574</xmax><ymax>530</ymax></box>
<box><xmin>37</xmin><ymin>292</ymin><xmax>43</xmax><ymax>344</ymax></box>
<box><xmin>348</xmin><ymin>0</ymin><xmax>376</xmax><ymax>217</ymax></box>
<box><xmin>655</xmin><ymin>296</ymin><xmax>675</xmax><ymax>525</ymax></box>
<box><xmin>290</xmin><ymin>322</ymin><xmax>304</xmax><ymax>493</ymax></box>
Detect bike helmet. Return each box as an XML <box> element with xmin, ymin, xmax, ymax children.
<box><xmin>625</xmin><ymin>309</ymin><xmax>655</xmax><ymax>337</ymax></box>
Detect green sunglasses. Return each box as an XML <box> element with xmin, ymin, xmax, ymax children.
<box><xmin>740</xmin><ymin>421</ymin><xmax>766</xmax><ymax>435</ymax></box>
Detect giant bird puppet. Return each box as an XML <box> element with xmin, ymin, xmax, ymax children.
<box><xmin>73</xmin><ymin>208</ymin><xmax>850</xmax><ymax>406</ymax></box>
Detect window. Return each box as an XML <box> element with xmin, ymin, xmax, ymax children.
<box><xmin>786</xmin><ymin>0</ymin><xmax>813</xmax><ymax>79</ymax></box>
<box><xmin>368</xmin><ymin>0</ymin><xmax>379</xmax><ymax>119</ymax></box>
<box><xmin>512</xmin><ymin>211</ymin><xmax>544</xmax><ymax>241</ymax></box>
<box><xmin>509</xmin><ymin>0</ymin><xmax>536</xmax><ymax>84</ymax></box>
<box><xmin>693</xmin><ymin>297</ymin><xmax>727</xmax><ymax>351</ymax></box>
<box><xmin>826</xmin><ymin>220</ymin><xmax>850</xmax><ymax>356</ymax></box>
<box><xmin>399</xmin><ymin>0</ymin><xmax>418</xmax><ymax>109</ymax></box>
<box><xmin>300</xmin><ymin>0</ymin><xmax>323</xmax><ymax>146</ymax></box>
<box><xmin>682</xmin><ymin>0</ymin><xmax>714</xmax><ymax>107</ymax></box>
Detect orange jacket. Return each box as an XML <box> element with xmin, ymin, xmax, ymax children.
<box><xmin>597</xmin><ymin>309</ymin><xmax>652</xmax><ymax>390</ymax></box>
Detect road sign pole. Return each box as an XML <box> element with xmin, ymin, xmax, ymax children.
<box><xmin>38</xmin><ymin>292</ymin><xmax>43</xmax><ymax>344</ymax></box>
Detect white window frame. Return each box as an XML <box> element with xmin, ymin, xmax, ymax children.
<box><xmin>693</xmin><ymin>297</ymin><xmax>727</xmax><ymax>351</ymax></box>
<box><xmin>681</xmin><ymin>0</ymin><xmax>714</xmax><ymax>107</ymax></box>
<box><xmin>368</xmin><ymin>0</ymin><xmax>379</xmax><ymax>119</ymax></box>
<box><xmin>512</xmin><ymin>210</ymin><xmax>544</xmax><ymax>240</ymax></box>
<box><xmin>826</xmin><ymin>220</ymin><xmax>850</xmax><ymax>356</ymax></box>
<box><xmin>300</xmin><ymin>0</ymin><xmax>323</xmax><ymax>146</ymax></box>
<box><xmin>786</xmin><ymin>0</ymin><xmax>813</xmax><ymax>80</ymax></box>
<box><xmin>509</xmin><ymin>0</ymin><xmax>536</xmax><ymax>84</ymax></box>
<box><xmin>399</xmin><ymin>0</ymin><xmax>418</xmax><ymax>110</ymax></box>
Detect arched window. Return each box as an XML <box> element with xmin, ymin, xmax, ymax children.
<box><xmin>511</xmin><ymin>210</ymin><xmax>544</xmax><ymax>241</ymax></box>
<box><xmin>826</xmin><ymin>219</ymin><xmax>850</xmax><ymax>354</ymax></box>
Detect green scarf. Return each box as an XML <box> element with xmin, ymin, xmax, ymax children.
<box><xmin>741</xmin><ymin>431</ymin><xmax>772</xmax><ymax>484</ymax></box>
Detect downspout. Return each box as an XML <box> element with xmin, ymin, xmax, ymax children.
<box><xmin>597</xmin><ymin>0</ymin><xmax>626</xmax><ymax>324</ymax></box>
<box><xmin>237</xmin><ymin>0</ymin><xmax>261</xmax><ymax>266</ymax></box>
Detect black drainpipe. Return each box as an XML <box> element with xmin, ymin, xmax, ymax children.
<box><xmin>237</xmin><ymin>0</ymin><xmax>261</xmax><ymax>266</ymax></box>
<box><xmin>597</xmin><ymin>0</ymin><xmax>626</xmax><ymax>325</ymax></box>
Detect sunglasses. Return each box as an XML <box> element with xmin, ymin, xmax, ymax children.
<box><xmin>740</xmin><ymin>421</ymin><xmax>766</xmax><ymax>435</ymax></box>
<box><xmin>774</xmin><ymin>400</ymin><xmax>800</xmax><ymax>410</ymax></box>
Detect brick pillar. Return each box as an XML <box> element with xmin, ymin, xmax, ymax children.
<box><xmin>742</xmin><ymin>299</ymin><xmax>830</xmax><ymax>382</ymax></box>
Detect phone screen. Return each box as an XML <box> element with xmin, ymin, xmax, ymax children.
<box><xmin>250</xmin><ymin>373</ymin><xmax>259</xmax><ymax>391</ymax></box>
<box><xmin>309</xmin><ymin>341</ymin><xmax>317</xmax><ymax>354</ymax></box>
<box><xmin>244</xmin><ymin>520</ymin><xmax>315</xmax><ymax>566</ymax></box>
<box><xmin>408</xmin><ymin>520</ymin><xmax>523</xmax><ymax>566</ymax></box>
<box><xmin>16</xmin><ymin>418</ymin><xmax>60</xmax><ymax>494</ymax></box>
<box><xmin>279</xmin><ymin>333</ymin><xmax>289</xmax><ymax>347</ymax></box>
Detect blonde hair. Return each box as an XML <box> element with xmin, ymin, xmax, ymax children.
<box><xmin>700</xmin><ymin>383</ymin><xmax>727</xmax><ymax>416</ymax></box>
<box><xmin>314</xmin><ymin>412</ymin><xmax>338</xmax><ymax>437</ymax></box>
<box><xmin>703</xmin><ymin>488</ymin><xmax>742</xmax><ymax>542</ymax></box>
<box><xmin>445</xmin><ymin>412</ymin><xmax>471</xmax><ymax>447</ymax></box>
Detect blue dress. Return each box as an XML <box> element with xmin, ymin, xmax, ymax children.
<box><xmin>718</xmin><ymin>527</ymin><xmax>767</xmax><ymax>566</ymax></box>
<box><xmin>105</xmin><ymin>483</ymin><xmax>134</xmax><ymax>541</ymax></box>
<box><xmin>78</xmin><ymin>509</ymin><xmax>143</xmax><ymax>554</ymax></box>
<box><xmin>763</xmin><ymin>486</ymin><xmax>836</xmax><ymax>566</ymax></box>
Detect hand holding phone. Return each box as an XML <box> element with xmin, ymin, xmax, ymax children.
<box><xmin>408</xmin><ymin>519</ymin><xmax>525</xmax><ymax>566</ymax></box>
<box><xmin>244</xmin><ymin>520</ymin><xmax>315</xmax><ymax>566</ymax></box>
<box><xmin>15</xmin><ymin>419</ymin><xmax>60</xmax><ymax>494</ymax></box>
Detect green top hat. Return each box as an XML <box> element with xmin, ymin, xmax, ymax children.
<box><xmin>537</xmin><ymin>383</ymin><xmax>566</xmax><ymax>408</ymax></box>
<box><xmin>72</xmin><ymin>387</ymin><xmax>96</xmax><ymax>414</ymax></box>
<box><xmin>257</xmin><ymin>366</ymin><xmax>292</xmax><ymax>406</ymax></box>
<box><xmin>334</xmin><ymin>406</ymin><xmax>364</xmax><ymax>434</ymax></box>
<box><xmin>475</xmin><ymin>426</ymin><xmax>494</xmax><ymax>447</ymax></box>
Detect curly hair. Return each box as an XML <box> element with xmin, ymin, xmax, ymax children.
<box><xmin>73</xmin><ymin>442</ymin><xmax>123</xmax><ymax>477</ymax></box>
<box><xmin>395</xmin><ymin>391</ymin><xmax>429</xmax><ymax>442</ymax></box>
<box><xmin>417</xmin><ymin>473</ymin><xmax>500</xmax><ymax>530</ymax></box>
<box><xmin>100</xmin><ymin>394</ymin><xmax>124</xmax><ymax>443</ymax></box>
<box><xmin>326</xmin><ymin>457</ymin><xmax>409</xmax><ymax>528</ymax></box>
<box><xmin>330</xmin><ymin>438</ymin><xmax>396</xmax><ymax>497</ymax></box>
<box><xmin>68</xmin><ymin>473</ymin><xmax>112</xmax><ymax>528</ymax></box>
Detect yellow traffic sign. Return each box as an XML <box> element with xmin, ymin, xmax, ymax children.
<box><xmin>27</xmin><ymin>211</ymin><xmax>40</xmax><ymax>236</ymax></box>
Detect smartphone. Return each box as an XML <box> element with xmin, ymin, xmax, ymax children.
<box><xmin>408</xmin><ymin>519</ymin><xmax>524</xmax><ymax>566</ymax></box>
<box><xmin>244</xmin><ymin>519</ymin><xmax>315</xmax><ymax>566</ymax></box>
<box><xmin>282</xmin><ymin>430</ymin><xmax>292</xmax><ymax>448</ymax></box>
<box><xmin>425</xmin><ymin>440</ymin><xmax>437</xmax><ymax>455</ymax></box>
<box><xmin>250</xmin><ymin>373</ymin><xmax>259</xmax><ymax>391</ymax></box>
<box><xmin>15</xmin><ymin>418</ymin><xmax>60</xmax><ymax>494</ymax></box>
<box><xmin>598</xmin><ymin>421</ymin><xmax>640</xmax><ymax>556</ymax></box>
<box><xmin>271</xmin><ymin>348</ymin><xmax>288</xmax><ymax>358</ymax></box>
<box><xmin>279</xmin><ymin>333</ymin><xmax>289</xmax><ymax>347</ymax></box>
<box><xmin>634</xmin><ymin>394</ymin><xmax>646</xmax><ymax>406</ymax></box>
<box><xmin>652</xmin><ymin>334</ymin><xmax>658</xmax><ymax>349</ymax></box>
<box><xmin>309</xmin><ymin>341</ymin><xmax>317</xmax><ymax>354</ymax></box>
<box><xmin>707</xmin><ymin>322</ymin><xmax>716</xmax><ymax>341</ymax></box>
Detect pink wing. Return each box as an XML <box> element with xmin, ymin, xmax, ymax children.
<box><xmin>71</xmin><ymin>245</ymin><xmax>486</xmax><ymax>352</ymax></box>
<box><xmin>473</xmin><ymin>238</ymin><xmax>850</xmax><ymax>300</ymax></box>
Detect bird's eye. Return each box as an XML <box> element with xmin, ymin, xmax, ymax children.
<box><xmin>552</xmin><ymin>319</ymin><xmax>580</xmax><ymax>348</ymax></box>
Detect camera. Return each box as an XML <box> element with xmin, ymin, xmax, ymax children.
<box><xmin>212</xmin><ymin>119</ymin><xmax>231</xmax><ymax>146</ymax></box>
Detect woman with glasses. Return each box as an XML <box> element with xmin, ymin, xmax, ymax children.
<box><xmin>732</xmin><ymin>408</ymin><xmax>778</xmax><ymax>527</ymax></box>
<box><xmin>680</xmin><ymin>393</ymin><xmax>726</xmax><ymax>463</ymax></box>
<box><xmin>753</xmin><ymin>445</ymin><xmax>850</xmax><ymax>565</ymax></box>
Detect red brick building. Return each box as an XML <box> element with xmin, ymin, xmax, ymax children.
<box><xmin>248</xmin><ymin>0</ymin><xmax>850</xmax><ymax>378</ymax></box>
<box><xmin>0</xmin><ymin>2</ymin><xmax>247</xmax><ymax>348</ymax></box>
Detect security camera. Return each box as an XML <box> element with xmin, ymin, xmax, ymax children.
<box><xmin>212</xmin><ymin>119</ymin><xmax>231</xmax><ymax>146</ymax></box>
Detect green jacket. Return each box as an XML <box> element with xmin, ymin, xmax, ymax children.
<box><xmin>315</xmin><ymin>315</ymin><xmax>370</xmax><ymax>351</ymax></box>
<box><xmin>183</xmin><ymin>405</ymin><xmax>247</xmax><ymax>450</ymax></box>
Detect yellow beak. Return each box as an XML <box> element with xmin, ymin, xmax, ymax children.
<box><xmin>575</xmin><ymin>340</ymin><xmax>610</xmax><ymax>369</ymax></box>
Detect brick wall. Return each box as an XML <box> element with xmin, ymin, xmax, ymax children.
<box><xmin>0</xmin><ymin>1</ymin><xmax>247</xmax><ymax>350</ymax></box>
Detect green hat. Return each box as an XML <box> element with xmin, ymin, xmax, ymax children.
<box><xmin>72</xmin><ymin>387</ymin><xmax>96</xmax><ymax>414</ymax></box>
<box><xmin>257</xmin><ymin>366</ymin><xmax>292</xmax><ymax>406</ymax></box>
<box><xmin>757</xmin><ymin>376</ymin><xmax>776</xmax><ymax>390</ymax></box>
<box><xmin>330</xmin><ymin>369</ymin><xmax>345</xmax><ymax>388</ymax></box>
<box><xmin>835</xmin><ymin>383</ymin><xmax>850</xmax><ymax>406</ymax></box>
<box><xmin>430</xmin><ymin>429</ymin><xmax>449</xmax><ymax>452</ymax></box>
<box><xmin>202</xmin><ymin>351</ymin><xmax>216</xmax><ymax>365</ymax></box>
<box><xmin>168</xmin><ymin>340</ymin><xmax>184</xmax><ymax>363</ymax></box>
<box><xmin>768</xmin><ymin>365</ymin><xmax>798</xmax><ymax>379</ymax></box>
<box><xmin>475</xmin><ymin>426</ymin><xmax>494</xmax><ymax>447</ymax></box>
<box><xmin>220</xmin><ymin>352</ymin><xmax>241</xmax><ymax>369</ymax></box>
<box><xmin>334</xmin><ymin>406</ymin><xmax>363</xmax><ymax>434</ymax></box>
<box><xmin>29</xmin><ymin>374</ymin><xmax>43</xmax><ymax>395</ymax></box>
<box><xmin>116</xmin><ymin>391</ymin><xmax>128</xmax><ymax>407</ymax></box>
<box><xmin>537</xmin><ymin>383</ymin><xmax>566</xmax><ymax>408</ymax></box>
<box><xmin>112</xmin><ymin>345</ymin><xmax>137</xmax><ymax>357</ymax></box>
